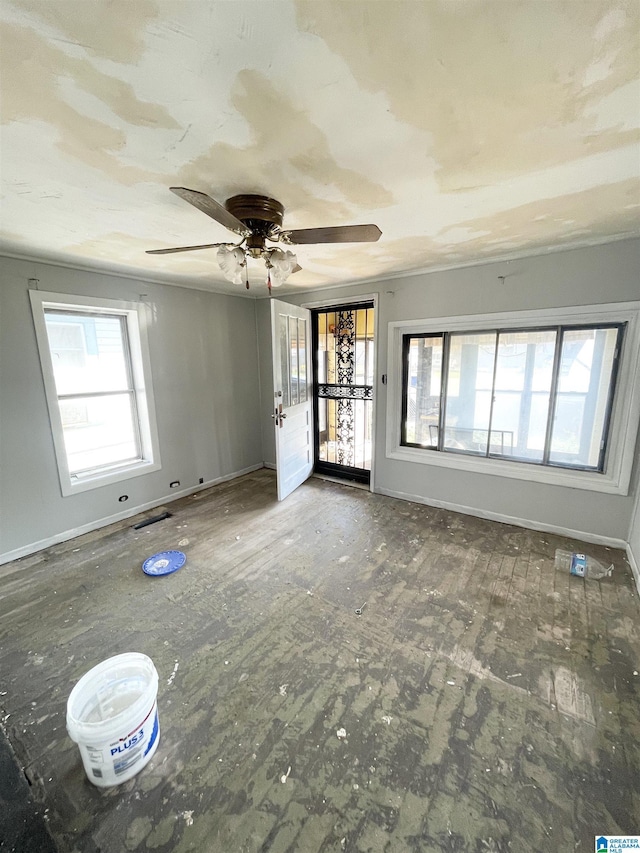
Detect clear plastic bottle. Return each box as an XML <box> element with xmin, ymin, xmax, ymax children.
<box><xmin>554</xmin><ymin>549</ymin><xmax>613</xmax><ymax>580</ymax></box>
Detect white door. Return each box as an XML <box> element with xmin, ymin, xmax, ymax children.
<box><xmin>271</xmin><ymin>299</ymin><xmax>313</xmax><ymax>501</ymax></box>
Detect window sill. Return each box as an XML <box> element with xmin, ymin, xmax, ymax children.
<box><xmin>387</xmin><ymin>445</ymin><xmax>628</xmax><ymax>495</ymax></box>
<box><xmin>61</xmin><ymin>459</ymin><xmax>161</xmax><ymax>497</ymax></box>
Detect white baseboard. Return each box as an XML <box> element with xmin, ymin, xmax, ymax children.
<box><xmin>4</xmin><ymin>468</ymin><xmax>632</xmax><ymax>574</ymax></box>
<box><xmin>0</xmin><ymin>463</ymin><xmax>264</xmax><ymax>568</ymax></box>
<box><xmin>263</xmin><ymin>461</ymin><xmax>276</xmax><ymax>470</ymax></box>
<box><xmin>375</xmin><ymin>486</ymin><xmax>628</xmax><ymax>550</ymax></box>
<box><xmin>626</xmin><ymin>543</ymin><xmax>640</xmax><ymax>596</ymax></box>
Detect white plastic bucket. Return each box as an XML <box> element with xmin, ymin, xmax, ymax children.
<box><xmin>66</xmin><ymin>652</ymin><xmax>160</xmax><ymax>787</ymax></box>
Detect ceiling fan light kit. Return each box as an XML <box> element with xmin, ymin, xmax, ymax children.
<box><xmin>217</xmin><ymin>245</ymin><xmax>247</xmax><ymax>286</ymax></box>
<box><xmin>146</xmin><ymin>187</ymin><xmax>382</xmax><ymax>293</ymax></box>
<box><xmin>266</xmin><ymin>248</ymin><xmax>298</xmax><ymax>289</ymax></box>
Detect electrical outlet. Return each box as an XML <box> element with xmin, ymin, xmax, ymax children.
<box><xmin>199</xmin><ymin>477</ymin><xmax>204</xmax><ymax>484</ymax></box>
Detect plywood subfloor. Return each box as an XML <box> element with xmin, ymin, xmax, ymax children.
<box><xmin>1</xmin><ymin>469</ymin><xmax>639</xmax><ymax>852</ymax></box>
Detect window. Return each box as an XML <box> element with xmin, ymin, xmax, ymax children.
<box><xmin>279</xmin><ymin>313</ymin><xmax>308</xmax><ymax>408</ymax></box>
<box><xmin>30</xmin><ymin>291</ymin><xmax>160</xmax><ymax>495</ymax></box>
<box><xmin>402</xmin><ymin>324</ymin><xmax>622</xmax><ymax>472</ymax></box>
<box><xmin>388</xmin><ymin>303</ymin><xmax>640</xmax><ymax>495</ymax></box>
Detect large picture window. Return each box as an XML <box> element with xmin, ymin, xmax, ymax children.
<box><xmin>30</xmin><ymin>291</ymin><xmax>160</xmax><ymax>495</ymax></box>
<box><xmin>388</xmin><ymin>302</ymin><xmax>640</xmax><ymax>495</ymax></box>
<box><xmin>402</xmin><ymin>324</ymin><xmax>623</xmax><ymax>472</ymax></box>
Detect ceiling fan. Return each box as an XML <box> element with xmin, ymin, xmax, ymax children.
<box><xmin>146</xmin><ymin>187</ymin><xmax>382</xmax><ymax>292</ymax></box>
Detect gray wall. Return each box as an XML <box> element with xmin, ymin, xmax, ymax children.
<box><xmin>256</xmin><ymin>298</ymin><xmax>276</xmax><ymax>467</ymax></box>
<box><xmin>0</xmin><ymin>256</ymin><xmax>263</xmax><ymax>562</ymax></box>
<box><xmin>272</xmin><ymin>238</ymin><xmax>640</xmax><ymax>544</ymax></box>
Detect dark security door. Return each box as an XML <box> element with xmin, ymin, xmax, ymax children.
<box><xmin>312</xmin><ymin>302</ymin><xmax>375</xmax><ymax>484</ymax></box>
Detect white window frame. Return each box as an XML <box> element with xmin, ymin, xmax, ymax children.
<box><xmin>30</xmin><ymin>290</ymin><xmax>161</xmax><ymax>496</ymax></box>
<box><xmin>386</xmin><ymin>302</ymin><xmax>640</xmax><ymax>495</ymax></box>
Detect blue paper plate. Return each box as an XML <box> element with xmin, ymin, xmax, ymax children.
<box><xmin>142</xmin><ymin>550</ymin><xmax>186</xmax><ymax>577</ymax></box>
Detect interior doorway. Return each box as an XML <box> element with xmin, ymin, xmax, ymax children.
<box><xmin>312</xmin><ymin>302</ymin><xmax>375</xmax><ymax>485</ymax></box>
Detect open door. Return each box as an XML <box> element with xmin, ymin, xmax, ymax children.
<box><xmin>271</xmin><ymin>299</ymin><xmax>313</xmax><ymax>501</ymax></box>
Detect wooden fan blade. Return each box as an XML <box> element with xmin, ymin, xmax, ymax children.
<box><xmin>170</xmin><ymin>187</ymin><xmax>251</xmax><ymax>237</ymax></box>
<box><xmin>146</xmin><ymin>243</ymin><xmax>226</xmax><ymax>255</ymax></box>
<box><xmin>282</xmin><ymin>224</ymin><xmax>382</xmax><ymax>245</ymax></box>
<box><xmin>292</xmin><ymin>264</ymin><xmax>302</xmax><ymax>274</ymax></box>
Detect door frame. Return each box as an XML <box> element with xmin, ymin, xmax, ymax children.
<box><xmin>301</xmin><ymin>293</ymin><xmax>379</xmax><ymax>492</ymax></box>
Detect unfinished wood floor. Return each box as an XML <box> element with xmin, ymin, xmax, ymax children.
<box><xmin>1</xmin><ymin>469</ymin><xmax>639</xmax><ymax>853</ymax></box>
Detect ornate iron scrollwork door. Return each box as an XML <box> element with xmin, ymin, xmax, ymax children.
<box><xmin>313</xmin><ymin>303</ymin><xmax>374</xmax><ymax>483</ymax></box>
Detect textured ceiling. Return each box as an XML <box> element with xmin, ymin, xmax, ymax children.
<box><xmin>1</xmin><ymin>0</ymin><xmax>639</xmax><ymax>296</ymax></box>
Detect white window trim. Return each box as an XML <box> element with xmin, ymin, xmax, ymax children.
<box><xmin>30</xmin><ymin>290</ymin><xmax>161</xmax><ymax>496</ymax></box>
<box><xmin>386</xmin><ymin>301</ymin><xmax>640</xmax><ymax>495</ymax></box>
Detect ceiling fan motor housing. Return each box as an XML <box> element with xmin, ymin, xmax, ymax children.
<box><xmin>226</xmin><ymin>195</ymin><xmax>285</xmax><ymax>256</ymax></box>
